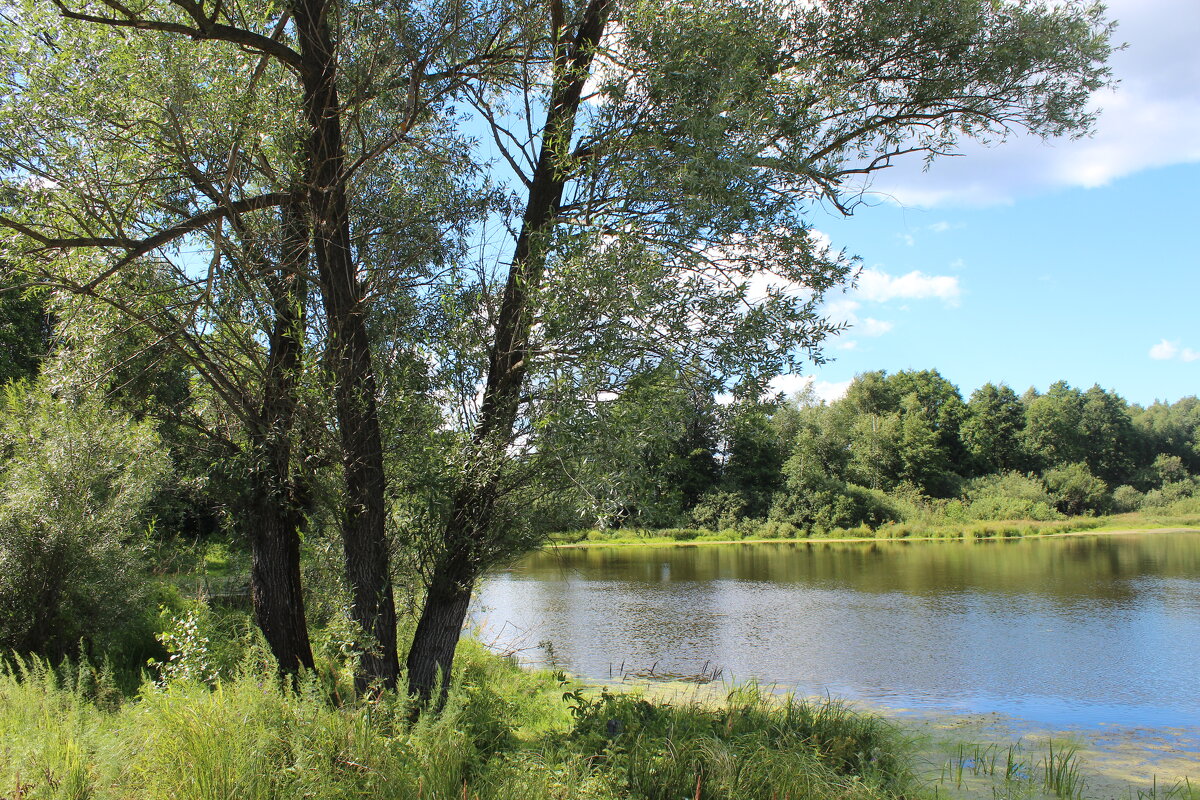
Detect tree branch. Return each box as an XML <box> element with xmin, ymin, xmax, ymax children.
<box><xmin>1</xmin><ymin>192</ymin><xmax>291</xmax><ymax>291</ymax></box>
<box><xmin>50</xmin><ymin>0</ymin><xmax>305</xmax><ymax>73</ymax></box>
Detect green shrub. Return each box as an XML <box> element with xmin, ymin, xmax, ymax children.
<box><xmin>1142</xmin><ymin>477</ymin><xmax>1197</xmax><ymax>509</ymax></box>
<box><xmin>1043</xmin><ymin>462</ymin><xmax>1108</xmax><ymax>515</ymax></box>
<box><xmin>753</xmin><ymin>520</ymin><xmax>802</xmax><ymax>539</ymax></box>
<box><xmin>1111</xmin><ymin>484</ymin><xmax>1144</xmax><ymax>513</ymax></box>
<box><xmin>690</xmin><ymin>489</ymin><xmax>749</xmax><ymax>530</ymax></box>
<box><xmin>665</xmin><ymin>528</ymin><xmax>703</xmax><ymax>541</ymax></box>
<box><xmin>771</xmin><ymin>477</ymin><xmax>900</xmax><ymax>531</ymax></box>
<box><xmin>941</xmin><ymin>498</ymin><xmax>970</xmax><ymax>523</ymax></box>
<box><xmin>0</xmin><ymin>383</ymin><xmax>170</xmax><ymax>663</ymax></box>
<box><xmin>963</xmin><ymin>472</ymin><xmax>1062</xmax><ymax>521</ymax></box>
<box><xmin>1152</xmin><ymin>453</ymin><xmax>1189</xmax><ymax>486</ymax></box>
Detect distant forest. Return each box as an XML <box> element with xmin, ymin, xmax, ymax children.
<box><xmin>548</xmin><ymin>370</ymin><xmax>1200</xmax><ymax>534</ymax></box>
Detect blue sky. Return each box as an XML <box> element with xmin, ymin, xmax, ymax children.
<box><xmin>777</xmin><ymin>0</ymin><xmax>1200</xmax><ymax>408</ymax></box>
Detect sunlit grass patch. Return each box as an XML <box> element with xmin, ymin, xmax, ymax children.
<box><xmin>0</xmin><ymin>649</ymin><xmax>916</xmax><ymax>800</ymax></box>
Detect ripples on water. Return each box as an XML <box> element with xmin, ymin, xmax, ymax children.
<box><xmin>473</xmin><ymin>532</ymin><xmax>1200</xmax><ymax>729</ymax></box>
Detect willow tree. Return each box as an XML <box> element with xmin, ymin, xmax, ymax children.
<box><xmin>0</xmin><ymin>0</ymin><xmax>529</xmax><ymax>688</ymax></box>
<box><xmin>405</xmin><ymin>0</ymin><xmax>1113</xmax><ymax>703</ymax></box>
<box><xmin>0</xmin><ymin>8</ymin><xmax>323</xmax><ymax>671</ymax></box>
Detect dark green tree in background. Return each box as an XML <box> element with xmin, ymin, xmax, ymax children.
<box><xmin>962</xmin><ymin>383</ymin><xmax>1027</xmax><ymax>474</ymax></box>
<box><xmin>0</xmin><ymin>278</ymin><xmax>51</xmax><ymax>385</ymax></box>
<box><xmin>1023</xmin><ymin>381</ymin><xmax>1087</xmax><ymax>469</ymax></box>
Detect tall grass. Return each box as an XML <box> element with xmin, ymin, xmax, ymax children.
<box><xmin>561</xmin><ymin>684</ymin><xmax>912</xmax><ymax>800</ymax></box>
<box><xmin>940</xmin><ymin>737</ymin><xmax>1089</xmax><ymax>800</ymax></box>
<box><xmin>0</xmin><ymin>647</ymin><xmax>914</xmax><ymax>800</ymax></box>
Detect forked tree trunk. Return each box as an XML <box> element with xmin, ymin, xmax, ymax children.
<box><xmin>405</xmin><ymin>0</ymin><xmax>611</xmax><ymax>706</ymax></box>
<box><xmin>293</xmin><ymin>0</ymin><xmax>399</xmax><ymax>692</ymax></box>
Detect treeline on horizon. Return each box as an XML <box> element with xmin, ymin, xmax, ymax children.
<box><xmin>547</xmin><ymin>369</ymin><xmax>1200</xmax><ymax>537</ymax></box>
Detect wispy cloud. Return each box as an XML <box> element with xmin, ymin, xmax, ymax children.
<box><xmin>860</xmin><ymin>318</ymin><xmax>894</xmax><ymax>337</ymax></box>
<box><xmin>859</xmin><ymin>0</ymin><xmax>1200</xmax><ymax>207</ymax></box>
<box><xmin>1149</xmin><ymin>339</ymin><xmax>1200</xmax><ymax>362</ymax></box>
<box><xmin>820</xmin><ymin>266</ymin><xmax>958</xmax><ymax>351</ymax></box>
<box><xmin>856</xmin><ymin>268</ymin><xmax>961</xmax><ymax>305</ymax></box>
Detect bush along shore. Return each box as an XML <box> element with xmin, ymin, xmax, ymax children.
<box><xmin>0</xmin><ymin>639</ymin><xmax>917</xmax><ymax>800</ymax></box>
<box><xmin>546</xmin><ymin>511</ymin><xmax>1200</xmax><ymax>548</ymax></box>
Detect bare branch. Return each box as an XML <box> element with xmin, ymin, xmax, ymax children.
<box><xmin>1</xmin><ymin>192</ymin><xmax>291</xmax><ymax>290</ymax></box>
<box><xmin>50</xmin><ymin>0</ymin><xmax>304</xmax><ymax>72</ymax></box>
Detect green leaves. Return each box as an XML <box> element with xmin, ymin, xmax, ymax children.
<box><xmin>0</xmin><ymin>381</ymin><xmax>169</xmax><ymax>661</ymax></box>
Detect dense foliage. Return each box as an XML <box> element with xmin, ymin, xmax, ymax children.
<box><xmin>552</xmin><ymin>370</ymin><xmax>1200</xmax><ymax>535</ymax></box>
<box><xmin>0</xmin><ymin>383</ymin><xmax>169</xmax><ymax>663</ymax></box>
<box><xmin>0</xmin><ymin>0</ymin><xmax>1116</xmax><ymax>701</ymax></box>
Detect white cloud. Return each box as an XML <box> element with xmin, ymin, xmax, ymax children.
<box><xmin>860</xmin><ymin>0</ymin><xmax>1200</xmax><ymax>206</ymax></box>
<box><xmin>1150</xmin><ymin>339</ymin><xmax>1200</xmax><ymax>362</ymax></box>
<box><xmin>860</xmin><ymin>317</ymin><xmax>894</xmax><ymax>337</ymax></box>
<box><xmin>743</xmin><ymin>270</ymin><xmax>817</xmax><ymax>304</ymax></box>
<box><xmin>899</xmin><ymin>233</ymin><xmax>916</xmax><ymax>247</ymax></box>
<box><xmin>769</xmin><ymin>374</ymin><xmax>852</xmax><ymax>404</ymax></box>
<box><xmin>824</xmin><ymin>297</ymin><xmax>860</xmax><ymax>324</ymax></box>
<box><xmin>819</xmin><ymin>267</ymin><xmax>954</xmax><ymax>348</ymax></box>
<box><xmin>707</xmin><ymin>228</ymin><xmax>832</xmax><ymax>303</ymax></box>
<box><xmin>809</xmin><ymin>228</ymin><xmax>833</xmax><ymax>253</ymax></box>
<box><xmin>24</xmin><ymin>175</ymin><xmax>58</xmax><ymax>191</ymax></box>
<box><xmin>1149</xmin><ymin>340</ymin><xmax>1178</xmax><ymax>360</ymax></box>
<box><xmin>813</xmin><ymin>379</ymin><xmax>852</xmax><ymax>402</ymax></box>
<box><xmin>856</xmin><ymin>268</ymin><xmax>961</xmax><ymax>305</ymax></box>
<box><xmin>928</xmin><ymin>221</ymin><xmax>953</xmax><ymax>233</ymax></box>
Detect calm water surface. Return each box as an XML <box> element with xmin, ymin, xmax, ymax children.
<box><xmin>474</xmin><ymin>532</ymin><xmax>1200</xmax><ymax>729</ymax></box>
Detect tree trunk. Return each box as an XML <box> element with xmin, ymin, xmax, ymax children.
<box><xmin>292</xmin><ymin>0</ymin><xmax>399</xmax><ymax>692</ymax></box>
<box><xmin>405</xmin><ymin>0</ymin><xmax>611</xmax><ymax>706</ymax></box>
<box><xmin>247</xmin><ymin>194</ymin><xmax>314</xmax><ymax>674</ymax></box>
<box><xmin>247</xmin><ymin>487</ymin><xmax>313</xmax><ymax>673</ymax></box>
<box><xmin>405</xmin><ymin>538</ymin><xmax>475</xmax><ymax>705</ymax></box>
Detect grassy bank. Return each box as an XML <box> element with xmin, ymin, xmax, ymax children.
<box><xmin>546</xmin><ymin>512</ymin><xmax>1200</xmax><ymax>549</ymax></box>
<box><xmin>0</xmin><ymin>644</ymin><xmax>915</xmax><ymax>800</ymax></box>
<box><xmin>5</xmin><ymin>619</ymin><xmax>1197</xmax><ymax>800</ymax></box>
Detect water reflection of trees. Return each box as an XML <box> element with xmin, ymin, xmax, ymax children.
<box><xmin>522</xmin><ymin>534</ymin><xmax>1200</xmax><ymax>606</ymax></box>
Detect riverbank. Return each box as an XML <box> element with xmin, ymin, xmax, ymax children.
<box><xmin>0</xmin><ymin>647</ymin><xmax>917</xmax><ymax>800</ymax></box>
<box><xmin>544</xmin><ymin>513</ymin><xmax>1200</xmax><ymax>550</ymax></box>
<box><xmin>12</xmin><ymin>644</ymin><xmax>1187</xmax><ymax>800</ymax></box>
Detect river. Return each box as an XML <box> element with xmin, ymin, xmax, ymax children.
<box><xmin>474</xmin><ymin>531</ymin><xmax>1200</xmax><ymax>731</ymax></box>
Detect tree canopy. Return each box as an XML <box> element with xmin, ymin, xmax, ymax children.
<box><xmin>555</xmin><ymin>371</ymin><xmax>1200</xmax><ymax>535</ymax></box>
<box><xmin>0</xmin><ymin>0</ymin><xmax>1116</xmax><ymax>699</ymax></box>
